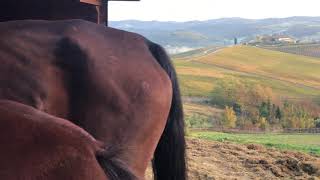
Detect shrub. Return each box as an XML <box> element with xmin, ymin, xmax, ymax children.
<box><xmin>222</xmin><ymin>106</ymin><xmax>237</xmax><ymax>128</ymax></box>
<box><xmin>185</xmin><ymin>114</ymin><xmax>213</xmax><ymax>128</ymax></box>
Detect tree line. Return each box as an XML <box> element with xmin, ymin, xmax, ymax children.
<box><xmin>210</xmin><ymin>78</ymin><xmax>320</xmax><ymax>130</ymax></box>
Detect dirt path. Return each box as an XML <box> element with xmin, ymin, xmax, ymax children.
<box><xmin>146</xmin><ymin>138</ymin><xmax>320</xmax><ymax>179</ymax></box>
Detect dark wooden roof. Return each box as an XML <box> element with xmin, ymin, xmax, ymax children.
<box><xmin>80</xmin><ymin>0</ymin><xmax>139</xmax><ymax>6</ymax></box>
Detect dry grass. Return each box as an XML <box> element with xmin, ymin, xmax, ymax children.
<box><xmin>177</xmin><ymin>66</ymin><xmax>224</xmax><ymax>79</ymax></box>
<box><xmin>146</xmin><ymin>139</ymin><xmax>320</xmax><ymax>180</ymax></box>
<box><xmin>174</xmin><ymin>46</ymin><xmax>320</xmax><ymax>99</ymax></box>
<box><xmin>196</xmin><ymin>46</ymin><xmax>320</xmax><ymax>90</ymax></box>
<box><xmin>187</xmin><ymin>138</ymin><xmax>320</xmax><ymax>180</ymax></box>
<box><xmin>183</xmin><ymin>103</ymin><xmax>223</xmax><ymax>117</ymax></box>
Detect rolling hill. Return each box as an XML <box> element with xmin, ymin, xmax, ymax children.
<box><xmin>261</xmin><ymin>44</ymin><xmax>320</xmax><ymax>58</ymax></box>
<box><xmin>174</xmin><ymin>46</ymin><xmax>320</xmax><ymax>101</ymax></box>
<box><xmin>111</xmin><ymin>17</ymin><xmax>320</xmax><ymax>51</ymax></box>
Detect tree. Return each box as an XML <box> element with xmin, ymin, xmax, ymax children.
<box><xmin>268</xmin><ymin>103</ymin><xmax>278</xmax><ymax>124</ymax></box>
<box><xmin>259</xmin><ymin>101</ymin><xmax>269</xmax><ymax>118</ymax></box>
<box><xmin>315</xmin><ymin>118</ymin><xmax>320</xmax><ymax>128</ymax></box>
<box><xmin>276</xmin><ymin>106</ymin><xmax>282</xmax><ymax>120</ymax></box>
<box><xmin>281</xmin><ymin>101</ymin><xmax>316</xmax><ymax>128</ymax></box>
<box><xmin>222</xmin><ymin>106</ymin><xmax>237</xmax><ymax>128</ymax></box>
<box><xmin>258</xmin><ymin>117</ymin><xmax>269</xmax><ymax>130</ymax></box>
<box><xmin>232</xmin><ymin>103</ymin><xmax>242</xmax><ymax>116</ymax></box>
<box><xmin>234</xmin><ymin>37</ymin><xmax>238</xmax><ymax>45</ymax></box>
<box><xmin>210</xmin><ymin>78</ymin><xmax>243</xmax><ymax>107</ymax></box>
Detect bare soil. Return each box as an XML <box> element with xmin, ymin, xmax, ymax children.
<box><xmin>146</xmin><ymin>138</ymin><xmax>320</xmax><ymax>180</ymax></box>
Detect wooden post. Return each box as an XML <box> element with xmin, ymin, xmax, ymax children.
<box><xmin>105</xmin><ymin>0</ymin><xmax>109</xmax><ymax>26</ymax></box>
<box><xmin>80</xmin><ymin>0</ymin><xmax>139</xmax><ymax>26</ymax></box>
<box><xmin>96</xmin><ymin>1</ymin><xmax>107</xmax><ymax>25</ymax></box>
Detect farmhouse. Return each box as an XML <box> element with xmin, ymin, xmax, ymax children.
<box><xmin>277</xmin><ymin>36</ymin><xmax>296</xmax><ymax>43</ymax></box>
<box><xmin>254</xmin><ymin>34</ymin><xmax>296</xmax><ymax>45</ymax></box>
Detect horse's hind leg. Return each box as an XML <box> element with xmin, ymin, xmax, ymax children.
<box><xmin>0</xmin><ymin>100</ymin><xmax>108</xmax><ymax>180</ymax></box>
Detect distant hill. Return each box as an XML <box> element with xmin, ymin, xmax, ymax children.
<box><xmin>174</xmin><ymin>46</ymin><xmax>320</xmax><ymax>101</ymax></box>
<box><xmin>110</xmin><ymin>17</ymin><xmax>320</xmax><ymax>52</ymax></box>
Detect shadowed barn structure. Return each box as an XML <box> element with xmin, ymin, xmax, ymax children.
<box><xmin>0</xmin><ymin>0</ymin><xmax>139</xmax><ymax>25</ymax></box>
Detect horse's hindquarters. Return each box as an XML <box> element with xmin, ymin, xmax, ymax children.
<box><xmin>0</xmin><ymin>100</ymin><xmax>107</xmax><ymax>180</ymax></box>
<box><xmin>0</xmin><ymin>20</ymin><xmax>186</xmax><ymax>179</ymax></box>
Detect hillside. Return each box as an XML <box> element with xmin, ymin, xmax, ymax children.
<box><xmin>111</xmin><ymin>17</ymin><xmax>320</xmax><ymax>50</ymax></box>
<box><xmin>174</xmin><ymin>46</ymin><xmax>320</xmax><ymax>100</ymax></box>
<box><xmin>262</xmin><ymin>44</ymin><xmax>320</xmax><ymax>58</ymax></box>
<box><xmin>171</xmin><ymin>46</ymin><xmax>223</xmax><ymax>59</ymax></box>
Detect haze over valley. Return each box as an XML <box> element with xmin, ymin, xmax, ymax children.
<box><xmin>111</xmin><ymin>16</ymin><xmax>320</xmax><ymax>53</ymax></box>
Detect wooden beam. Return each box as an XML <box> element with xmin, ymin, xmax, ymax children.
<box><xmin>80</xmin><ymin>0</ymin><xmax>139</xmax><ymax>25</ymax></box>
<box><xmin>80</xmin><ymin>0</ymin><xmax>102</xmax><ymax>6</ymax></box>
<box><xmin>104</xmin><ymin>1</ymin><xmax>109</xmax><ymax>26</ymax></box>
<box><xmin>81</xmin><ymin>0</ymin><xmax>139</xmax><ymax>5</ymax></box>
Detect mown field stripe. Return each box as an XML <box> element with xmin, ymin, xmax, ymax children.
<box><xmin>190</xmin><ymin>131</ymin><xmax>320</xmax><ymax>155</ymax></box>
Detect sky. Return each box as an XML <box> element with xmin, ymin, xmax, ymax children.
<box><xmin>109</xmin><ymin>0</ymin><xmax>320</xmax><ymax>22</ymax></box>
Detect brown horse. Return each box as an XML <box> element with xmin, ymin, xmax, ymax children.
<box><xmin>0</xmin><ymin>20</ymin><xmax>186</xmax><ymax>180</ymax></box>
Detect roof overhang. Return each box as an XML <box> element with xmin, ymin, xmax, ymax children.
<box><xmin>80</xmin><ymin>0</ymin><xmax>139</xmax><ymax>6</ymax></box>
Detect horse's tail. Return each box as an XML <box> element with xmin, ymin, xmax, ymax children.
<box><xmin>96</xmin><ymin>147</ymin><xmax>137</xmax><ymax>180</ymax></box>
<box><xmin>146</xmin><ymin>40</ymin><xmax>187</xmax><ymax>180</ymax></box>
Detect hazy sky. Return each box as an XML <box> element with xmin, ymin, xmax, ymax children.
<box><xmin>109</xmin><ymin>0</ymin><xmax>320</xmax><ymax>21</ymax></box>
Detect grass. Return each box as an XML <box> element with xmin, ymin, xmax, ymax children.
<box><xmin>184</xmin><ymin>103</ymin><xmax>223</xmax><ymax>119</ymax></box>
<box><xmin>183</xmin><ymin>103</ymin><xmax>223</xmax><ymax>128</ymax></box>
<box><xmin>196</xmin><ymin>46</ymin><xmax>320</xmax><ymax>89</ymax></box>
<box><xmin>190</xmin><ymin>131</ymin><xmax>320</xmax><ymax>155</ymax></box>
<box><xmin>262</xmin><ymin>43</ymin><xmax>320</xmax><ymax>59</ymax></box>
<box><xmin>172</xmin><ymin>46</ymin><xmax>223</xmax><ymax>59</ymax></box>
<box><xmin>174</xmin><ymin>45</ymin><xmax>320</xmax><ymax>99</ymax></box>
<box><xmin>176</xmin><ymin>45</ymin><xmax>320</xmax><ymax>155</ymax></box>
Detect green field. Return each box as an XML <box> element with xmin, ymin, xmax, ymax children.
<box><xmin>191</xmin><ymin>131</ymin><xmax>320</xmax><ymax>155</ymax></box>
<box><xmin>174</xmin><ymin>45</ymin><xmax>320</xmax><ymax>99</ymax></box>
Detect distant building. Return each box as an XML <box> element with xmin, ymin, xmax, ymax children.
<box><xmin>278</xmin><ymin>37</ymin><xmax>295</xmax><ymax>43</ymax></box>
<box><xmin>253</xmin><ymin>34</ymin><xmax>296</xmax><ymax>45</ymax></box>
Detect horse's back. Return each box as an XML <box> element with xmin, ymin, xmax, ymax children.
<box><xmin>0</xmin><ymin>100</ymin><xmax>107</xmax><ymax>180</ymax></box>
<box><xmin>0</xmin><ymin>19</ymin><xmax>172</xmax><ymax>139</ymax></box>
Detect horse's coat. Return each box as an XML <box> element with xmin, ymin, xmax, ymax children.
<box><xmin>0</xmin><ymin>20</ymin><xmax>186</xmax><ymax>180</ymax></box>
<box><xmin>0</xmin><ymin>100</ymin><xmax>107</xmax><ymax>180</ymax></box>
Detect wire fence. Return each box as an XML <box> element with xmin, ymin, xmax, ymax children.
<box><xmin>190</xmin><ymin>127</ymin><xmax>320</xmax><ymax>134</ymax></box>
